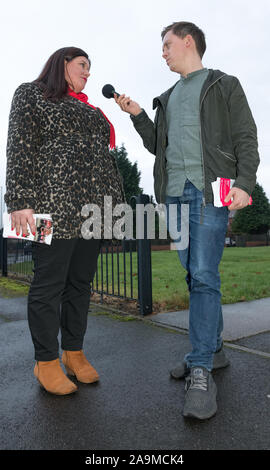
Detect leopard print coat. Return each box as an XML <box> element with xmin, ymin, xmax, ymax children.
<box><xmin>5</xmin><ymin>82</ymin><xmax>125</xmax><ymax>239</ymax></box>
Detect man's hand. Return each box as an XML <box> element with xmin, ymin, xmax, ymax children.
<box><xmin>224</xmin><ymin>187</ymin><xmax>250</xmax><ymax>211</ymax></box>
<box><xmin>114</xmin><ymin>93</ymin><xmax>142</xmax><ymax>116</ymax></box>
<box><xmin>11</xmin><ymin>209</ymin><xmax>36</xmax><ymax>237</ymax></box>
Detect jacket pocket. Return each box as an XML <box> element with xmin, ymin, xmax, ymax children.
<box><xmin>216</xmin><ymin>146</ymin><xmax>236</xmax><ymax>162</ymax></box>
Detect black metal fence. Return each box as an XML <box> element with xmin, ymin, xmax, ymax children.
<box><xmin>92</xmin><ymin>239</ymin><xmax>137</xmax><ymax>301</ymax></box>
<box><xmin>0</xmin><ymin>194</ymin><xmax>153</xmax><ymax>315</ymax></box>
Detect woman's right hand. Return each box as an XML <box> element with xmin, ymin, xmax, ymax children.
<box><xmin>114</xmin><ymin>93</ymin><xmax>142</xmax><ymax>116</ymax></box>
<box><xmin>11</xmin><ymin>209</ymin><xmax>36</xmax><ymax>237</ymax></box>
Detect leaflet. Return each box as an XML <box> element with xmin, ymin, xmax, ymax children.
<box><xmin>211</xmin><ymin>177</ymin><xmax>253</xmax><ymax>207</ymax></box>
<box><xmin>3</xmin><ymin>212</ymin><xmax>53</xmax><ymax>245</ymax></box>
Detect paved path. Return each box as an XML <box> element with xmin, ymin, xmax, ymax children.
<box><xmin>0</xmin><ymin>294</ymin><xmax>269</xmax><ymax>450</ymax></box>
<box><xmin>150</xmin><ymin>297</ymin><xmax>270</xmax><ymax>342</ymax></box>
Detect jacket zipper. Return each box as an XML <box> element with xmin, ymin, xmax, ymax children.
<box><xmin>199</xmin><ymin>74</ymin><xmax>226</xmax><ymax>223</ymax></box>
<box><xmin>158</xmin><ymin>102</ymin><xmax>167</xmax><ymax>203</ymax></box>
<box><xmin>216</xmin><ymin>146</ymin><xmax>236</xmax><ymax>162</ymax></box>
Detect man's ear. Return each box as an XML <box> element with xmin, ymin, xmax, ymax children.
<box><xmin>184</xmin><ymin>34</ymin><xmax>193</xmax><ymax>47</ymax></box>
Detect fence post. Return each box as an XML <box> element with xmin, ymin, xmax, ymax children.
<box><xmin>0</xmin><ymin>228</ymin><xmax>8</xmax><ymax>277</ymax></box>
<box><xmin>134</xmin><ymin>194</ymin><xmax>153</xmax><ymax>315</ymax></box>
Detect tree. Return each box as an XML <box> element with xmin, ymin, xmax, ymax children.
<box><xmin>231</xmin><ymin>183</ymin><xmax>270</xmax><ymax>234</ymax></box>
<box><xmin>110</xmin><ymin>144</ymin><xmax>143</xmax><ymax>203</ymax></box>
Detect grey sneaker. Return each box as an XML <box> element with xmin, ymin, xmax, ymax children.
<box><xmin>183</xmin><ymin>367</ymin><xmax>217</xmax><ymax>420</ymax></box>
<box><xmin>170</xmin><ymin>347</ymin><xmax>230</xmax><ymax>380</ymax></box>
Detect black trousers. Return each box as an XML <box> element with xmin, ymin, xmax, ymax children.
<box><xmin>28</xmin><ymin>239</ymin><xmax>100</xmax><ymax>361</ymax></box>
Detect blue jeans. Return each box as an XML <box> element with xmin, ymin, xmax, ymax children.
<box><xmin>166</xmin><ymin>180</ymin><xmax>229</xmax><ymax>371</ymax></box>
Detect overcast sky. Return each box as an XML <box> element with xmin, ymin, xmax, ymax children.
<box><xmin>1</xmin><ymin>0</ymin><xmax>269</xmax><ymax>206</ymax></box>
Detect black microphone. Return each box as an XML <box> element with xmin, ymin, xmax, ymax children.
<box><xmin>102</xmin><ymin>84</ymin><xmax>130</xmax><ymax>105</ymax></box>
<box><xmin>102</xmin><ymin>84</ymin><xmax>119</xmax><ymax>99</ymax></box>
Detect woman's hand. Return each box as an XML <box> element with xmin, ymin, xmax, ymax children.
<box><xmin>114</xmin><ymin>93</ymin><xmax>142</xmax><ymax>116</ymax></box>
<box><xmin>11</xmin><ymin>209</ymin><xmax>36</xmax><ymax>237</ymax></box>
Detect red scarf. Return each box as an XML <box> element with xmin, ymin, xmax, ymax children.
<box><xmin>67</xmin><ymin>87</ymin><xmax>116</xmax><ymax>150</ymax></box>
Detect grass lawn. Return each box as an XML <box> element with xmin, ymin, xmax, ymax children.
<box><xmin>0</xmin><ymin>276</ymin><xmax>30</xmax><ymax>298</ymax></box>
<box><xmin>4</xmin><ymin>246</ymin><xmax>270</xmax><ymax>312</ymax></box>
<box><xmin>151</xmin><ymin>246</ymin><xmax>270</xmax><ymax>311</ymax></box>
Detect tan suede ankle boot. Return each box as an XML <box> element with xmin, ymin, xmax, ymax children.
<box><xmin>34</xmin><ymin>358</ymin><xmax>78</xmax><ymax>395</ymax></box>
<box><xmin>62</xmin><ymin>350</ymin><xmax>99</xmax><ymax>384</ymax></box>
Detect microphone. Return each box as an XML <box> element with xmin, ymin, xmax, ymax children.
<box><xmin>102</xmin><ymin>84</ymin><xmax>119</xmax><ymax>99</ymax></box>
<box><xmin>102</xmin><ymin>84</ymin><xmax>130</xmax><ymax>105</ymax></box>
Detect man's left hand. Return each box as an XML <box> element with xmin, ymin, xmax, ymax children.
<box><xmin>224</xmin><ymin>187</ymin><xmax>250</xmax><ymax>210</ymax></box>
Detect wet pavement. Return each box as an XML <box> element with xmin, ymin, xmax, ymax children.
<box><xmin>0</xmin><ymin>293</ymin><xmax>269</xmax><ymax>450</ymax></box>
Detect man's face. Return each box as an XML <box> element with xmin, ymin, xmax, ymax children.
<box><xmin>162</xmin><ymin>30</ymin><xmax>188</xmax><ymax>73</ymax></box>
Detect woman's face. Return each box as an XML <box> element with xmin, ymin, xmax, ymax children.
<box><xmin>65</xmin><ymin>56</ymin><xmax>90</xmax><ymax>93</ymax></box>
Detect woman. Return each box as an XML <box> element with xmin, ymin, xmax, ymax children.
<box><xmin>5</xmin><ymin>47</ymin><xmax>125</xmax><ymax>395</ymax></box>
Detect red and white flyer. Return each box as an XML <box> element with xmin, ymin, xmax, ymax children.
<box><xmin>3</xmin><ymin>212</ymin><xmax>53</xmax><ymax>245</ymax></box>
<box><xmin>211</xmin><ymin>177</ymin><xmax>253</xmax><ymax>207</ymax></box>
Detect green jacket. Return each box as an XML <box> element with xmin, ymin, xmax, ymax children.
<box><xmin>131</xmin><ymin>69</ymin><xmax>260</xmax><ymax>204</ymax></box>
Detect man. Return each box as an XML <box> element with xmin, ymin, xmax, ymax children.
<box><xmin>114</xmin><ymin>21</ymin><xmax>259</xmax><ymax>420</ymax></box>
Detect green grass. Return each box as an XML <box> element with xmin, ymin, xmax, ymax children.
<box><xmin>90</xmin><ymin>309</ymin><xmax>138</xmax><ymax>322</ymax></box>
<box><xmin>220</xmin><ymin>246</ymin><xmax>270</xmax><ymax>304</ymax></box>
<box><xmin>151</xmin><ymin>250</ymin><xmax>189</xmax><ymax>311</ymax></box>
<box><xmin>8</xmin><ymin>261</ymin><xmax>33</xmax><ymax>276</ymax></box>
<box><xmin>0</xmin><ymin>277</ymin><xmax>30</xmax><ymax>298</ymax></box>
<box><xmin>151</xmin><ymin>246</ymin><xmax>270</xmax><ymax>310</ymax></box>
<box><xmin>4</xmin><ymin>246</ymin><xmax>270</xmax><ymax>311</ymax></box>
